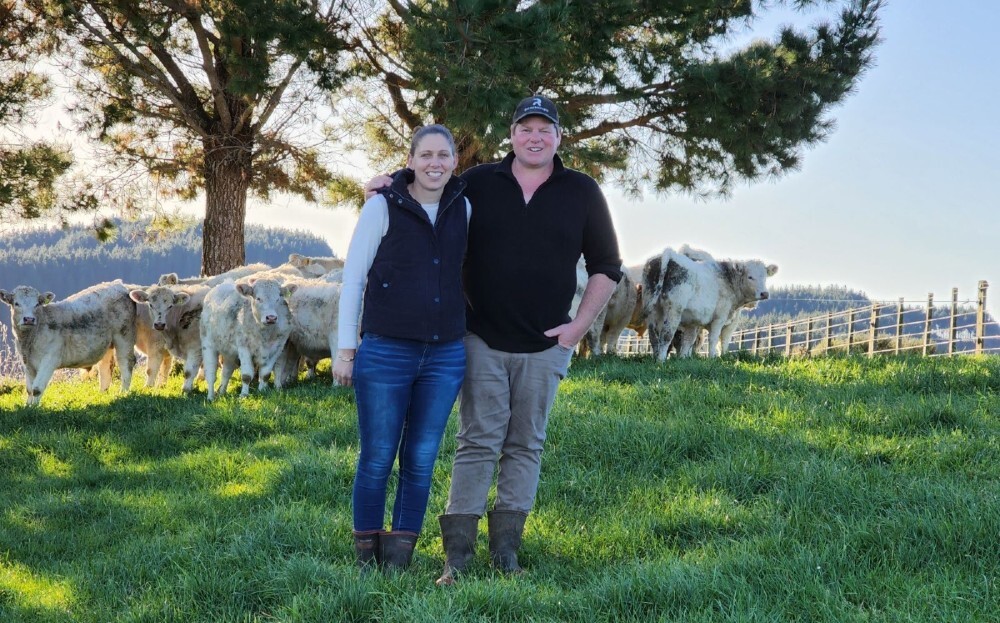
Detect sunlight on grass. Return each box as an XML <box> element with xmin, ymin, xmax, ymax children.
<box><xmin>0</xmin><ymin>355</ymin><xmax>996</xmax><ymax>621</ymax></box>
<box><xmin>0</xmin><ymin>559</ymin><xmax>76</xmax><ymax>612</ymax></box>
<box><xmin>32</xmin><ymin>448</ymin><xmax>73</xmax><ymax>479</ymax></box>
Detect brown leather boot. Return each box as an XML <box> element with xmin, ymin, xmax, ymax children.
<box><xmin>488</xmin><ymin>510</ymin><xmax>527</xmax><ymax>574</ymax></box>
<box><xmin>379</xmin><ymin>531</ymin><xmax>418</xmax><ymax>571</ymax></box>
<box><xmin>435</xmin><ymin>514</ymin><xmax>480</xmax><ymax>586</ymax></box>
<box><xmin>353</xmin><ymin>530</ymin><xmax>380</xmax><ymax>569</ymax></box>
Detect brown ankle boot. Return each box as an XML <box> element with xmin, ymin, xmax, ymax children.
<box><xmin>435</xmin><ymin>514</ymin><xmax>480</xmax><ymax>586</ymax></box>
<box><xmin>353</xmin><ymin>530</ymin><xmax>380</xmax><ymax>569</ymax></box>
<box><xmin>488</xmin><ymin>510</ymin><xmax>527</xmax><ymax>574</ymax></box>
<box><xmin>379</xmin><ymin>531</ymin><xmax>418</xmax><ymax>571</ymax></box>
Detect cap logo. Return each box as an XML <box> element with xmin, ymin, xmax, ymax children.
<box><xmin>532</xmin><ymin>97</ymin><xmax>542</xmax><ymax>107</ymax></box>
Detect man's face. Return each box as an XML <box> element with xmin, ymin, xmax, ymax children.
<box><xmin>510</xmin><ymin>116</ymin><xmax>561</xmax><ymax>169</ymax></box>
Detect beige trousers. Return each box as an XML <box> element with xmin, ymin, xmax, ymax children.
<box><xmin>444</xmin><ymin>333</ymin><xmax>573</xmax><ymax>516</ymax></box>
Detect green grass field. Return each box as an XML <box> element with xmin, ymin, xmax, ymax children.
<box><xmin>1</xmin><ymin>353</ymin><xmax>998</xmax><ymax>622</ymax></box>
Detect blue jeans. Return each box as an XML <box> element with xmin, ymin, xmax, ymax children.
<box><xmin>352</xmin><ymin>333</ymin><xmax>465</xmax><ymax>533</ymax></box>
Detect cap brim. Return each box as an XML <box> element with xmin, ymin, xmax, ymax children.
<box><xmin>512</xmin><ymin>112</ymin><xmax>559</xmax><ymax>125</ymax></box>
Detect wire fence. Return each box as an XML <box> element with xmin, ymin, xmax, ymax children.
<box><xmin>617</xmin><ymin>280</ymin><xmax>1000</xmax><ymax>358</ymax></box>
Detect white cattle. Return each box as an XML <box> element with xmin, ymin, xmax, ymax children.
<box><xmin>133</xmin><ymin>300</ymin><xmax>173</xmax><ymax>387</ymax></box>
<box><xmin>642</xmin><ymin>246</ymin><xmax>777</xmax><ymax>360</ymax></box>
<box><xmin>579</xmin><ymin>268</ymin><xmax>638</xmax><ymax>357</ymax></box>
<box><xmin>0</xmin><ymin>281</ymin><xmax>137</xmax><ymax>405</ymax></box>
<box><xmin>199</xmin><ymin>279</ymin><xmax>296</xmax><ymax>400</ymax></box>
<box><xmin>568</xmin><ymin>258</ymin><xmax>590</xmax><ymax>319</ymax></box>
<box><xmin>634</xmin><ymin>246</ymin><xmax>728</xmax><ymax>357</ymax></box>
<box><xmin>321</xmin><ymin>268</ymin><xmax>344</xmax><ymax>283</ymax></box>
<box><xmin>273</xmin><ymin>278</ymin><xmax>342</xmax><ymax>385</ymax></box>
<box><xmin>287</xmin><ymin>253</ymin><xmax>345</xmax><ymax>278</ymax></box>
<box><xmin>235</xmin><ymin>263</ymin><xmax>305</xmax><ymax>285</ymax></box>
<box><xmin>129</xmin><ymin>284</ymin><xmax>211</xmax><ymax>393</ymax></box>
<box><xmin>158</xmin><ymin>262</ymin><xmax>272</xmax><ymax>287</ymax></box>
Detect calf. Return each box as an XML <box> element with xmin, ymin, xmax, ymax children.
<box><xmin>0</xmin><ymin>281</ymin><xmax>137</xmax><ymax>405</ymax></box>
<box><xmin>129</xmin><ymin>284</ymin><xmax>211</xmax><ymax>393</ymax></box>
<box><xmin>642</xmin><ymin>246</ymin><xmax>777</xmax><ymax>360</ymax></box>
<box><xmin>158</xmin><ymin>262</ymin><xmax>272</xmax><ymax>287</ymax></box>
<box><xmin>579</xmin><ymin>268</ymin><xmax>638</xmax><ymax>357</ymax></box>
<box><xmin>133</xmin><ymin>300</ymin><xmax>173</xmax><ymax>388</ymax></box>
<box><xmin>273</xmin><ymin>278</ymin><xmax>342</xmax><ymax>385</ymax></box>
<box><xmin>287</xmin><ymin>253</ymin><xmax>345</xmax><ymax>278</ymax></box>
<box><xmin>199</xmin><ymin>279</ymin><xmax>296</xmax><ymax>400</ymax></box>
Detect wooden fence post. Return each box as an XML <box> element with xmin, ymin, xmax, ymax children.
<box><xmin>976</xmin><ymin>280</ymin><xmax>988</xmax><ymax>355</ymax></box>
<box><xmin>948</xmin><ymin>287</ymin><xmax>959</xmax><ymax>356</ymax></box>
<box><xmin>922</xmin><ymin>293</ymin><xmax>934</xmax><ymax>356</ymax></box>
<box><xmin>806</xmin><ymin>318</ymin><xmax>814</xmax><ymax>355</ymax></box>
<box><xmin>847</xmin><ymin>309</ymin><xmax>856</xmax><ymax>353</ymax></box>
<box><xmin>895</xmin><ymin>297</ymin><xmax>904</xmax><ymax>354</ymax></box>
<box><xmin>825</xmin><ymin>311</ymin><xmax>833</xmax><ymax>352</ymax></box>
<box><xmin>868</xmin><ymin>304</ymin><xmax>878</xmax><ymax>358</ymax></box>
<box><xmin>785</xmin><ymin>324</ymin><xmax>793</xmax><ymax>357</ymax></box>
<box><xmin>766</xmin><ymin>325</ymin><xmax>773</xmax><ymax>353</ymax></box>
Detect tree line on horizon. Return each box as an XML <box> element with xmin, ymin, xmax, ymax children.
<box><xmin>2</xmin><ymin>0</ymin><xmax>884</xmax><ymax>276</ymax></box>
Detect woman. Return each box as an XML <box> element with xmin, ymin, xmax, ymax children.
<box><xmin>333</xmin><ymin>125</ymin><xmax>470</xmax><ymax>571</ymax></box>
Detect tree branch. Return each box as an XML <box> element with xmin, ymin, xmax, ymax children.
<box><xmin>181</xmin><ymin>9</ymin><xmax>233</xmax><ymax>131</ymax></box>
<box><xmin>250</xmin><ymin>58</ymin><xmax>305</xmax><ymax>132</ymax></box>
<box><xmin>73</xmin><ymin>3</ymin><xmax>209</xmax><ymax>138</ymax></box>
<box><xmin>569</xmin><ymin>111</ymin><xmax>666</xmax><ymax>142</ymax></box>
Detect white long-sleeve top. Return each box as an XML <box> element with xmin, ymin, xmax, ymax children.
<box><xmin>337</xmin><ymin>194</ymin><xmax>472</xmax><ymax>350</ymax></box>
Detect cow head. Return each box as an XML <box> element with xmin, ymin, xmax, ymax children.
<box><xmin>0</xmin><ymin>286</ymin><xmax>55</xmax><ymax>328</ymax></box>
<box><xmin>236</xmin><ymin>279</ymin><xmax>295</xmax><ymax>325</ymax></box>
<box><xmin>131</xmin><ymin>286</ymin><xmax>192</xmax><ymax>330</ymax></box>
<box><xmin>735</xmin><ymin>260</ymin><xmax>778</xmax><ymax>304</ymax></box>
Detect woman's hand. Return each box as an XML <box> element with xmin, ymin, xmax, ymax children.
<box><xmin>332</xmin><ymin>349</ymin><xmax>356</xmax><ymax>387</ymax></box>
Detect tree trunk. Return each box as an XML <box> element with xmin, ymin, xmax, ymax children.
<box><xmin>201</xmin><ymin>136</ymin><xmax>252</xmax><ymax>276</ymax></box>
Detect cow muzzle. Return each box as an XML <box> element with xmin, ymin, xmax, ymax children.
<box><xmin>154</xmin><ymin>322</ymin><xmax>167</xmax><ymax>331</ymax></box>
<box><xmin>759</xmin><ymin>292</ymin><xmax>769</xmax><ymax>300</ymax></box>
<box><xmin>21</xmin><ymin>317</ymin><xmax>36</xmax><ymax>326</ymax></box>
<box><xmin>264</xmin><ymin>315</ymin><xmax>277</xmax><ymax>325</ymax></box>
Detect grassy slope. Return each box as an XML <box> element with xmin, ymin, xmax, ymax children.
<box><xmin>1</xmin><ymin>354</ymin><xmax>998</xmax><ymax>622</ymax></box>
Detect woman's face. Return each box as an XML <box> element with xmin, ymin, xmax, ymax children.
<box><xmin>407</xmin><ymin>133</ymin><xmax>455</xmax><ymax>196</ymax></box>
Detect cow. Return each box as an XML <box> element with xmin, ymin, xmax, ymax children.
<box><xmin>273</xmin><ymin>278</ymin><xmax>342</xmax><ymax>385</ymax></box>
<box><xmin>287</xmin><ymin>253</ymin><xmax>345</xmax><ymax>278</ymax></box>
<box><xmin>0</xmin><ymin>280</ymin><xmax>137</xmax><ymax>406</ymax></box>
<box><xmin>199</xmin><ymin>279</ymin><xmax>296</xmax><ymax>400</ymax></box>
<box><xmin>578</xmin><ymin>268</ymin><xmax>638</xmax><ymax>357</ymax></box>
<box><xmin>158</xmin><ymin>262</ymin><xmax>272</xmax><ymax>287</ymax></box>
<box><xmin>133</xmin><ymin>300</ymin><xmax>174</xmax><ymax>388</ymax></box>
<box><xmin>641</xmin><ymin>246</ymin><xmax>777</xmax><ymax>361</ymax></box>
<box><xmin>129</xmin><ymin>284</ymin><xmax>211</xmax><ymax>393</ymax></box>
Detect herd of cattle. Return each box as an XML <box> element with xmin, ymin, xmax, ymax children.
<box><xmin>1</xmin><ymin>246</ymin><xmax>777</xmax><ymax>406</ymax></box>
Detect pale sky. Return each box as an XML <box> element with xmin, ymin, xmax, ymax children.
<box><xmin>240</xmin><ymin>2</ymin><xmax>999</xmax><ymax>315</ymax></box>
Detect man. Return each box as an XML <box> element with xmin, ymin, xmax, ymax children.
<box><xmin>366</xmin><ymin>95</ymin><xmax>622</xmax><ymax>585</ymax></box>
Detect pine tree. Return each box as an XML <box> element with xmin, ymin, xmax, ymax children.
<box><xmin>0</xmin><ymin>1</ymin><xmax>97</xmax><ymax>228</ymax></box>
<box><xmin>27</xmin><ymin>0</ymin><xmax>352</xmax><ymax>275</ymax></box>
<box><xmin>338</xmin><ymin>0</ymin><xmax>883</xmax><ymax>196</ymax></box>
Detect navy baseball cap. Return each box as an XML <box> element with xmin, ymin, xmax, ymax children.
<box><xmin>512</xmin><ymin>95</ymin><xmax>559</xmax><ymax>125</ymax></box>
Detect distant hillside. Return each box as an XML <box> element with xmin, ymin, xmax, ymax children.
<box><xmin>0</xmin><ymin>219</ymin><xmax>335</xmax><ymax>357</ymax></box>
